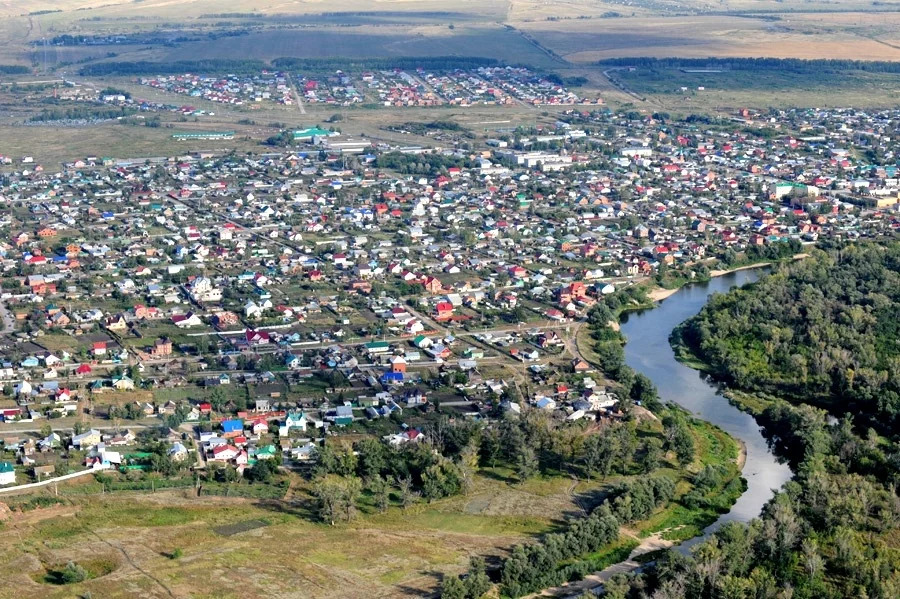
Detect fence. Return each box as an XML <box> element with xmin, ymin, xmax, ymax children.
<box><xmin>0</xmin><ymin>464</ymin><xmax>110</xmax><ymax>495</ymax></box>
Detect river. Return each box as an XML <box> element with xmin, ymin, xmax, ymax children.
<box><xmin>619</xmin><ymin>269</ymin><xmax>794</xmax><ymax>549</ymax></box>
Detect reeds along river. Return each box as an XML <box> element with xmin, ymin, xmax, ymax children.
<box><xmin>619</xmin><ymin>269</ymin><xmax>794</xmax><ymax>550</ymax></box>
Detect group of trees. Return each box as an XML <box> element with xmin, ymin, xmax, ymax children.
<box><xmin>0</xmin><ymin>64</ymin><xmax>29</xmax><ymax>74</ymax></box>
<box><xmin>682</xmin><ymin>243</ymin><xmax>900</xmax><ymax>433</ymax></box>
<box><xmin>311</xmin><ymin>433</ymin><xmax>472</xmax><ymax>520</ymax></box>
<box><xmin>445</xmin><ymin>476</ymin><xmax>675</xmax><ymax>598</ymax></box>
<box><xmin>375</xmin><ymin>151</ymin><xmax>473</xmax><ymax>176</ymax></box>
<box><xmin>311</xmin><ymin>408</ymin><xmax>680</xmax><ymax>526</ymax></box>
<box><xmin>719</xmin><ymin>238</ymin><xmax>802</xmax><ymax>268</ymax></box>
<box><xmin>598</xmin><ymin>56</ymin><xmax>900</xmax><ymax>75</ymax></box>
<box><xmin>79</xmin><ymin>59</ymin><xmax>267</xmax><ymax>76</ymax></box>
<box><xmin>272</xmin><ymin>56</ymin><xmax>499</xmax><ymax>72</ymax></box>
<box><xmin>623</xmin><ymin>242</ymin><xmax>900</xmax><ymax>599</ymax></box>
<box><xmin>29</xmin><ymin>105</ymin><xmax>136</xmax><ymax>122</ymax></box>
<box><xmin>586</xmin><ymin>291</ymin><xmax>664</xmax><ymax>413</ymax></box>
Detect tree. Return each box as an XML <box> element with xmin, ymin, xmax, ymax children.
<box><xmin>397</xmin><ymin>476</ymin><xmax>420</xmax><ymax>509</ymax></box>
<box><xmin>457</xmin><ymin>441</ymin><xmax>479</xmax><ymax>495</ymax></box>
<box><xmin>369</xmin><ymin>475</ymin><xmax>390</xmax><ymax>512</ymax></box>
<box><xmin>479</xmin><ymin>428</ymin><xmax>502</xmax><ymax>468</ymax></box>
<box><xmin>215</xmin><ymin>465</ymin><xmax>240</xmax><ymax>483</ymax></box>
<box><xmin>641</xmin><ymin>437</ymin><xmax>664</xmax><ymax>473</ymax></box>
<box><xmin>313</xmin><ymin>475</ymin><xmax>361</xmax><ymax>524</ymax></box>
<box><xmin>245</xmin><ymin>459</ymin><xmax>279</xmax><ymax>483</ymax></box>
<box><xmin>315</xmin><ymin>443</ymin><xmax>357</xmax><ymax>477</ymax></box>
<box><xmin>515</xmin><ymin>446</ymin><xmax>538</xmax><ymax>481</ymax></box>
<box><xmin>465</xmin><ymin>555</ymin><xmax>491</xmax><ymax>598</ymax></box>
<box><xmin>355</xmin><ymin>437</ymin><xmax>388</xmax><ymax>479</ymax></box>
<box><xmin>664</xmin><ymin>414</ymin><xmax>695</xmax><ymax>466</ymax></box>
<box><xmin>422</xmin><ymin>459</ymin><xmax>462</xmax><ymax>501</ymax></box>
<box><xmin>60</xmin><ymin>561</ymin><xmax>88</xmax><ymax>584</ymax></box>
<box><xmin>440</xmin><ymin>575</ymin><xmax>466</xmax><ymax>599</ymax></box>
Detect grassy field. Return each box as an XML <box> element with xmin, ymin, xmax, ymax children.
<box><xmin>0</xmin><ymin>472</ymin><xmax>587</xmax><ymax>599</ymax></box>
<box><xmin>0</xmin><ymin>408</ymin><xmax>744</xmax><ymax>598</ymax></box>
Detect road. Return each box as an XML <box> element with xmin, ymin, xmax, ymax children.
<box><xmin>0</xmin><ymin>297</ymin><xmax>14</xmax><ymax>334</ymax></box>
<box><xmin>285</xmin><ymin>72</ymin><xmax>307</xmax><ymax>115</ymax></box>
<box><xmin>601</xmin><ymin>67</ymin><xmax>648</xmax><ymax>104</ymax></box>
<box><xmin>0</xmin><ymin>421</ymin><xmax>159</xmax><ymax>434</ymax></box>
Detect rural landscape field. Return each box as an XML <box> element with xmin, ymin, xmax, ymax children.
<box><xmin>0</xmin><ymin>1</ymin><xmax>898</xmax><ymax>599</ymax></box>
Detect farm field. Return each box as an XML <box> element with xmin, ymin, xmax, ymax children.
<box><xmin>154</xmin><ymin>26</ymin><xmax>559</xmax><ymax>69</ymax></box>
<box><xmin>615</xmin><ymin>66</ymin><xmax>900</xmax><ymax>110</ymax></box>
<box><xmin>519</xmin><ymin>13</ymin><xmax>900</xmax><ymax>63</ymax></box>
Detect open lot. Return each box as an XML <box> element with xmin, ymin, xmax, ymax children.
<box><xmin>0</xmin><ymin>473</ymin><xmax>581</xmax><ymax>599</ymax></box>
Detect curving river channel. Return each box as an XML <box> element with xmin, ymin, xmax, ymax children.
<box><xmin>619</xmin><ymin>269</ymin><xmax>794</xmax><ymax>550</ymax></box>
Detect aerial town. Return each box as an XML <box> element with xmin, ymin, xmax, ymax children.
<box><xmin>0</xmin><ymin>101</ymin><xmax>897</xmax><ymax>491</ymax></box>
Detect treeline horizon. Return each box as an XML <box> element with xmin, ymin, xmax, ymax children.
<box><xmin>78</xmin><ymin>56</ymin><xmax>504</xmax><ymax>77</ymax></box>
<box><xmin>598</xmin><ymin>56</ymin><xmax>900</xmax><ymax>74</ymax></box>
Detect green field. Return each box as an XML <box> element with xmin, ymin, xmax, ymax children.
<box><xmin>616</xmin><ymin>65</ymin><xmax>900</xmax><ymax>109</ymax></box>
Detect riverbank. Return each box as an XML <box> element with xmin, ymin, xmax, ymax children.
<box><xmin>648</xmin><ymin>254</ymin><xmax>808</xmax><ymax>304</ymax></box>
<box><xmin>648</xmin><ymin>261</ymin><xmax>768</xmax><ymax>303</ymax></box>
<box><xmin>525</xmin><ymin>269</ymin><xmax>792</xmax><ymax>599</ymax></box>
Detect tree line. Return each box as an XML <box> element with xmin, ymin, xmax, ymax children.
<box><xmin>597</xmin><ymin>56</ymin><xmax>900</xmax><ymax>75</ymax></box>
<box><xmin>272</xmin><ymin>56</ymin><xmax>499</xmax><ymax>72</ymax></box>
<box><xmin>79</xmin><ymin>59</ymin><xmax>268</xmax><ymax>76</ymax></box>
<box><xmin>0</xmin><ymin>65</ymin><xmax>29</xmax><ymax>74</ymax></box>
<box><xmin>445</xmin><ymin>476</ymin><xmax>675</xmax><ymax>598</ymax></box>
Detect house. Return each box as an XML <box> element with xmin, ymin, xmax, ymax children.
<box><xmin>211</xmin><ymin>444</ymin><xmax>240</xmax><ymax>461</ymax></box>
<box><xmin>112</xmin><ymin>375</ymin><xmax>135</xmax><ymax>391</ymax></box>
<box><xmin>535</xmin><ymin>397</ymin><xmax>557</xmax><ymax>410</ymax></box>
<box><xmin>572</xmin><ymin>358</ymin><xmax>591</xmax><ymax>372</ymax></box>
<box><xmin>279</xmin><ymin>410</ymin><xmax>308</xmax><ymax>436</ymax></box>
<box><xmin>168</xmin><ymin>442</ymin><xmax>188</xmax><ymax>462</ymax></box>
<box><xmin>385</xmin><ymin>429</ymin><xmax>426</xmax><ymax>446</ymax></box>
<box><xmin>151</xmin><ymin>337</ymin><xmax>173</xmax><ymax>357</ymax></box>
<box><xmin>246</xmin><ymin>329</ymin><xmax>271</xmax><ymax>346</ymax></box>
<box><xmin>92</xmin><ymin>341</ymin><xmax>108</xmax><ymax>357</ymax></box>
<box><xmin>221</xmin><ymin>419</ymin><xmax>244</xmax><ymax>438</ymax></box>
<box><xmin>0</xmin><ymin>462</ymin><xmax>15</xmax><ymax>485</ymax></box>
<box><xmin>158</xmin><ymin>400</ymin><xmax>178</xmax><ymax>415</ymax></box>
<box><xmin>434</xmin><ymin>301</ymin><xmax>454</xmax><ymax>321</ymax></box>
<box><xmin>289</xmin><ymin>441</ymin><xmax>317</xmax><ymax>461</ymax></box>
<box><xmin>390</xmin><ymin>355</ymin><xmax>407</xmax><ymax>374</ymax></box>
<box><xmin>71</xmin><ymin>429</ymin><xmax>102</xmax><ymax>450</ymax></box>
<box><xmin>172</xmin><ymin>312</ymin><xmax>203</xmax><ymax>328</ymax></box>
<box><xmin>252</xmin><ymin>444</ymin><xmax>277</xmax><ymax>461</ymax></box>
<box><xmin>423</xmin><ymin>276</ymin><xmax>444</xmax><ymax>294</ymax></box>
<box><xmin>332</xmin><ymin>405</ymin><xmax>354</xmax><ymax>426</ymax></box>
<box><xmin>250</xmin><ymin>419</ymin><xmax>269</xmax><ymax>435</ymax></box>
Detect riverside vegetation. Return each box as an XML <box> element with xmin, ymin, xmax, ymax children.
<box><xmin>629</xmin><ymin>241</ymin><xmax>900</xmax><ymax>599</ymax></box>
<box><xmin>439</xmin><ymin>290</ymin><xmax>748</xmax><ymax>598</ymax></box>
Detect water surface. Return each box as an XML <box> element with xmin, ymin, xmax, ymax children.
<box><xmin>619</xmin><ymin>270</ymin><xmax>794</xmax><ymax>548</ymax></box>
